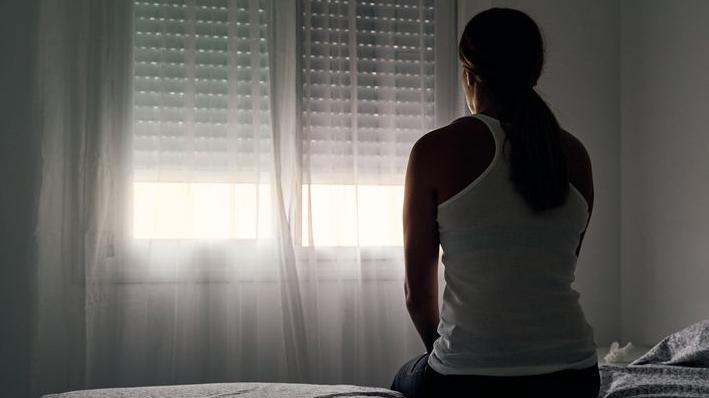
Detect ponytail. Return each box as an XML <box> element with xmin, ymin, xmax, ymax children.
<box><xmin>502</xmin><ymin>88</ymin><xmax>568</xmax><ymax>212</ymax></box>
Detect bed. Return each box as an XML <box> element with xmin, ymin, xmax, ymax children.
<box><xmin>44</xmin><ymin>321</ymin><xmax>709</xmax><ymax>398</ymax></box>
<box><xmin>598</xmin><ymin>320</ymin><xmax>709</xmax><ymax>398</ymax></box>
<box><xmin>42</xmin><ymin>383</ymin><xmax>404</xmax><ymax>398</ymax></box>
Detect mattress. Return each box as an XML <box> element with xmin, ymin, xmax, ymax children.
<box><xmin>43</xmin><ymin>383</ymin><xmax>403</xmax><ymax>398</ymax></box>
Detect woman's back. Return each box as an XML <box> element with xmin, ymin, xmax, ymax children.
<box><xmin>426</xmin><ymin>113</ymin><xmax>597</xmax><ymax>376</ymax></box>
<box><xmin>431</xmin><ymin>115</ymin><xmax>593</xmax><ymax>211</ymax></box>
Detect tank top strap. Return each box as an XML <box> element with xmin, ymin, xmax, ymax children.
<box><xmin>470</xmin><ymin>113</ymin><xmax>505</xmax><ymax>152</ymax></box>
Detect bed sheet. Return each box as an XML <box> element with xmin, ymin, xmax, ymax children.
<box><xmin>43</xmin><ymin>383</ymin><xmax>404</xmax><ymax>398</ymax></box>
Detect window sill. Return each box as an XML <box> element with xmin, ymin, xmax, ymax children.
<box><xmin>101</xmin><ymin>239</ymin><xmax>405</xmax><ymax>283</ymax></box>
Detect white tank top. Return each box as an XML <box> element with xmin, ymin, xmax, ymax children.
<box><xmin>428</xmin><ymin>113</ymin><xmax>598</xmax><ymax>376</ymax></box>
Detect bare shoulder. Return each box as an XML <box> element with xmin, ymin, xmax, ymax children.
<box><xmin>560</xmin><ymin>129</ymin><xmax>594</xmax><ymax>208</ymax></box>
<box><xmin>560</xmin><ymin>129</ymin><xmax>592</xmax><ymax>174</ymax></box>
<box><xmin>413</xmin><ymin>116</ymin><xmax>488</xmax><ymax>151</ymax></box>
<box><xmin>409</xmin><ymin>116</ymin><xmax>489</xmax><ymax>169</ymax></box>
<box><xmin>405</xmin><ymin>127</ymin><xmax>440</xmax><ymax>184</ymax></box>
<box><xmin>561</xmin><ymin>130</ymin><xmax>590</xmax><ymax>160</ymax></box>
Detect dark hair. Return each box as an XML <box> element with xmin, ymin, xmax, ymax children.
<box><xmin>459</xmin><ymin>8</ymin><xmax>568</xmax><ymax>212</ymax></box>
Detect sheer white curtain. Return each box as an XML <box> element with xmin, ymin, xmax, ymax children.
<box><xmin>33</xmin><ymin>1</ymin><xmax>133</xmax><ymax>395</ymax></box>
<box><xmin>296</xmin><ymin>0</ymin><xmax>438</xmax><ymax>384</ymax></box>
<box><xmin>32</xmin><ymin>0</ymin><xmax>458</xmax><ymax>396</ymax></box>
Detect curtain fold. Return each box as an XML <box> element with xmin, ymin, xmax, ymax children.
<box><xmin>33</xmin><ymin>1</ymin><xmax>133</xmax><ymax>395</ymax></box>
<box><xmin>32</xmin><ymin>0</ymin><xmax>457</xmax><ymax>396</ymax></box>
<box><xmin>266</xmin><ymin>0</ymin><xmax>311</xmax><ymax>381</ymax></box>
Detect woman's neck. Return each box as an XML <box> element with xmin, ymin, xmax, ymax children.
<box><xmin>474</xmin><ymin>105</ymin><xmax>503</xmax><ymax>121</ymax></box>
<box><xmin>471</xmin><ymin>93</ymin><xmax>505</xmax><ymax>120</ymax></box>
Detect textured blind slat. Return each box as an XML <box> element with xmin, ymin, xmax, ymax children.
<box><xmin>302</xmin><ymin>0</ymin><xmax>435</xmax><ymax>185</ymax></box>
<box><xmin>133</xmin><ymin>0</ymin><xmax>271</xmax><ymax>182</ymax></box>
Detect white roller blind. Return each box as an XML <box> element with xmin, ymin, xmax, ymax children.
<box><xmin>301</xmin><ymin>0</ymin><xmax>436</xmax><ymax>184</ymax></box>
<box><xmin>133</xmin><ymin>0</ymin><xmax>271</xmax><ymax>182</ymax></box>
<box><xmin>131</xmin><ymin>0</ymin><xmax>439</xmax><ymax>242</ymax></box>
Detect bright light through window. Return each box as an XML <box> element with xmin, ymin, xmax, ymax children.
<box><xmin>133</xmin><ymin>183</ymin><xmax>404</xmax><ymax>247</ymax></box>
<box><xmin>302</xmin><ymin>185</ymin><xmax>404</xmax><ymax>247</ymax></box>
<box><xmin>133</xmin><ymin>183</ymin><xmax>273</xmax><ymax>240</ymax></box>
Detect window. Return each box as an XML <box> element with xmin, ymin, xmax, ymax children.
<box><xmin>133</xmin><ymin>0</ymin><xmax>273</xmax><ymax>240</ymax></box>
<box><xmin>300</xmin><ymin>0</ymin><xmax>435</xmax><ymax>247</ymax></box>
<box><xmin>132</xmin><ymin>0</ymin><xmax>435</xmax><ymax>246</ymax></box>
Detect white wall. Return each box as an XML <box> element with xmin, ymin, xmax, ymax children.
<box><xmin>0</xmin><ymin>1</ymin><xmax>40</xmax><ymax>397</ymax></box>
<box><xmin>620</xmin><ymin>0</ymin><xmax>709</xmax><ymax>344</ymax></box>
<box><xmin>458</xmin><ymin>0</ymin><xmax>622</xmax><ymax>345</ymax></box>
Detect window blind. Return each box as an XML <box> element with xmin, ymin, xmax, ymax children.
<box><xmin>133</xmin><ymin>0</ymin><xmax>272</xmax><ymax>182</ymax></box>
<box><xmin>301</xmin><ymin>0</ymin><xmax>436</xmax><ymax>184</ymax></box>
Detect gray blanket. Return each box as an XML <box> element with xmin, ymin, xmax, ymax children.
<box><xmin>599</xmin><ymin>320</ymin><xmax>709</xmax><ymax>398</ymax></box>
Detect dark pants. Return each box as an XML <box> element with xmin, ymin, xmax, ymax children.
<box><xmin>390</xmin><ymin>353</ymin><xmax>600</xmax><ymax>398</ymax></box>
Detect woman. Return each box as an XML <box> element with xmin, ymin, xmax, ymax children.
<box><xmin>390</xmin><ymin>8</ymin><xmax>599</xmax><ymax>398</ymax></box>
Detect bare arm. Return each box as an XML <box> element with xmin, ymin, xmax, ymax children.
<box><xmin>565</xmin><ymin>132</ymin><xmax>594</xmax><ymax>257</ymax></box>
<box><xmin>402</xmin><ymin>138</ymin><xmax>440</xmax><ymax>353</ymax></box>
